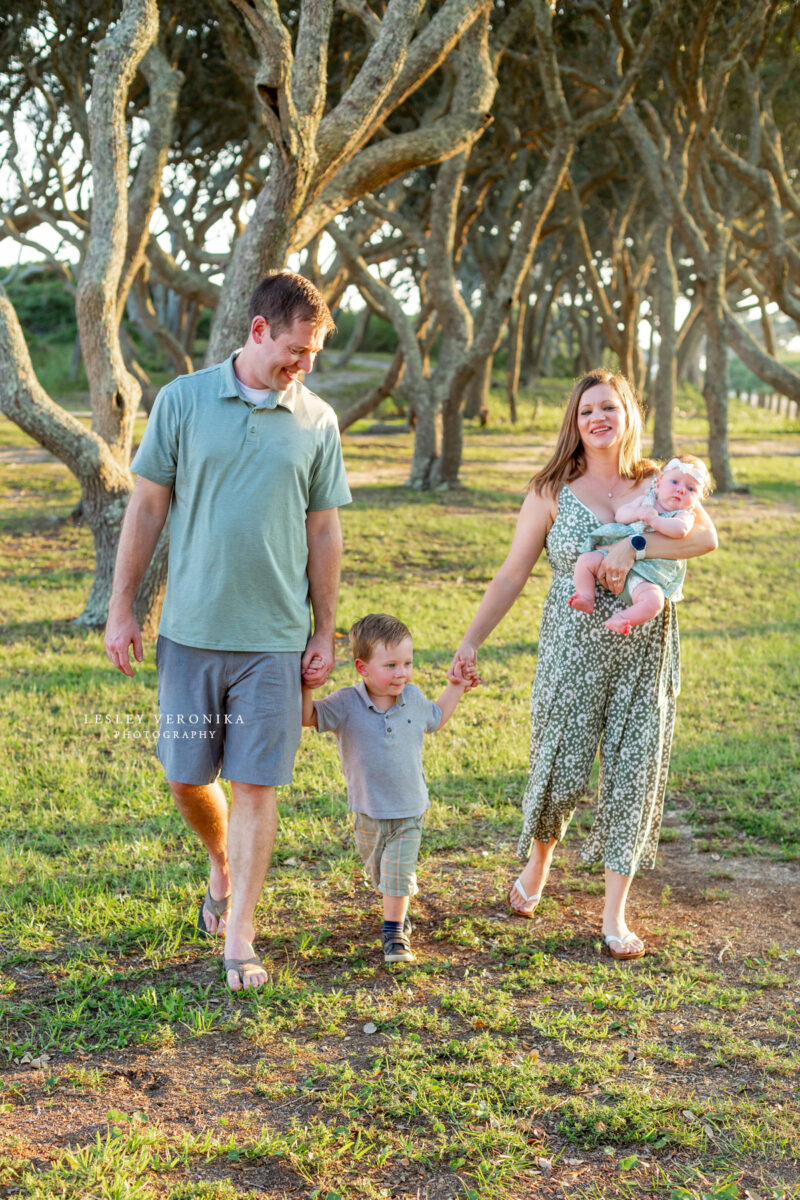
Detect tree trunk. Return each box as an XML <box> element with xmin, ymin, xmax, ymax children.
<box><xmin>678</xmin><ymin>317</ymin><xmax>704</xmax><ymax>389</ymax></box>
<box><xmin>505</xmin><ymin>300</ymin><xmax>525</xmax><ymax>423</ymax></box>
<box><xmin>336</xmin><ymin>305</ymin><xmax>371</xmax><ymax>368</ymax></box>
<box><xmin>205</xmin><ymin>162</ymin><xmax>308</xmax><ymax>363</ymax></box>
<box><xmin>652</xmin><ymin>219</ymin><xmax>677</xmax><ymax>459</ymax></box>
<box><xmin>463</xmin><ymin>355</ymin><xmax>492</xmax><ymax>418</ymax></box>
<box><xmin>406</xmin><ymin>399</ymin><xmax>441</xmax><ymax>489</ymax></box>
<box><xmin>338</xmin><ymin>346</ymin><xmax>405</xmax><ymax>432</ymax></box>
<box><xmin>438</xmin><ymin>392</ymin><xmax>463</xmax><ymax>486</ymax></box>
<box><xmin>701</xmin><ymin>284</ymin><xmax>739</xmax><ymax>492</ymax></box>
<box><xmin>723</xmin><ymin>301</ymin><xmax>800</xmax><ymax>402</ymax></box>
<box><xmin>75</xmin><ymin>0</ymin><xmax>157</xmax><ymax>465</ymax></box>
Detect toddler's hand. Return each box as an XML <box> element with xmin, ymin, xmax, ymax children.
<box><xmin>301</xmin><ymin>654</ymin><xmax>325</xmax><ymax>686</ymax></box>
<box><xmin>451</xmin><ymin>657</ymin><xmax>483</xmax><ymax>690</ymax></box>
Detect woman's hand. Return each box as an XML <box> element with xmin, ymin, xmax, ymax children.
<box><xmin>596</xmin><ymin>538</ymin><xmax>636</xmax><ymax>595</ymax></box>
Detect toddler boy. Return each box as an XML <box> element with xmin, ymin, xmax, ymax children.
<box><xmin>302</xmin><ymin>613</ymin><xmax>477</xmax><ymax>964</ymax></box>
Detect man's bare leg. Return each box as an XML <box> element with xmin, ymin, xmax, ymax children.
<box><xmin>223</xmin><ymin>782</ymin><xmax>278</xmax><ymax>991</ymax></box>
<box><xmin>169</xmin><ymin>780</ymin><xmax>231</xmax><ymax>934</ymax></box>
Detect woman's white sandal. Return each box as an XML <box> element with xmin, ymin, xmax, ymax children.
<box><xmin>508</xmin><ymin>877</ymin><xmax>542</xmax><ymax>919</ymax></box>
<box><xmin>603</xmin><ymin>931</ymin><xmax>645</xmax><ymax>960</ymax></box>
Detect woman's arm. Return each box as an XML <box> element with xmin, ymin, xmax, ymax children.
<box><xmin>597</xmin><ymin>503</ymin><xmax>717</xmax><ymax>594</ymax></box>
<box><xmin>449</xmin><ymin>488</ymin><xmax>554</xmax><ymax>673</ymax></box>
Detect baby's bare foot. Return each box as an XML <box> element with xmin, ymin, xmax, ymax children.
<box><xmin>605</xmin><ymin>614</ymin><xmax>632</xmax><ymax>635</ymax></box>
<box><xmin>568</xmin><ymin>591</ymin><xmax>594</xmax><ymax>613</ymax></box>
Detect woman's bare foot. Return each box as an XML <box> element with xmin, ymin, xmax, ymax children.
<box><xmin>509</xmin><ymin>877</ymin><xmax>541</xmax><ymax>917</ymax></box>
<box><xmin>569</xmin><ymin>591</ymin><xmax>595</xmax><ymax>614</ymax></box>
<box><xmin>602</xmin><ymin>925</ymin><xmax>645</xmax><ymax>959</ymax></box>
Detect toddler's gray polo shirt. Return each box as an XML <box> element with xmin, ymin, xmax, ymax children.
<box><xmin>314</xmin><ymin>681</ymin><xmax>442</xmax><ymax>819</ymax></box>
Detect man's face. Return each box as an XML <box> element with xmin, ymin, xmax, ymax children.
<box><xmin>250</xmin><ymin>316</ymin><xmax>326</xmax><ymax>390</ymax></box>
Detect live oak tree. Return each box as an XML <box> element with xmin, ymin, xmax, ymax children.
<box><xmin>0</xmin><ymin>0</ymin><xmax>506</xmax><ymax>627</ymax></box>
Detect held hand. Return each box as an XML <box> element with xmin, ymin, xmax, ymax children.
<box><xmin>302</xmin><ymin>631</ymin><xmax>335</xmax><ymax>687</ymax></box>
<box><xmin>104</xmin><ymin>607</ymin><xmax>143</xmax><ymax>677</ymax></box>
<box><xmin>596</xmin><ymin>539</ymin><xmax>636</xmax><ymax>595</ymax></box>
<box><xmin>450</xmin><ymin>657</ymin><xmax>483</xmax><ymax>690</ymax></box>
<box><xmin>448</xmin><ymin>643</ymin><xmax>478</xmax><ymax>685</ymax></box>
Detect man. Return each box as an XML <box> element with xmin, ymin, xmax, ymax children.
<box><xmin>105</xmin><ymin>272</ymin><xmax>351</xmax><ymax>992</ymax></box>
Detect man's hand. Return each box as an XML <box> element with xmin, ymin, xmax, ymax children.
<box><xmin>105</xmin><ymin>606</ymin><xmax>144</xmax><ymax>677</ymax></box>
<box><xmin>596</xmin><ymin>539</ymin><xmax>636</xmax><ymax>595</ymax></box>
<box><xmin>301</xmin><ymin>631</ymin><xmax>335</xmax><ymax>688</ymax></box>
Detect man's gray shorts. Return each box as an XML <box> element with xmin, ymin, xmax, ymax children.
<box><xmin>156</xmin><ymin>636</ymin><xmax>302</xmax><ymax>786</ymax></box>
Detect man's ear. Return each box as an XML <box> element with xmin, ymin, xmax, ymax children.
<box><xmin>251</xmin><ymin>315</ymin><xmax>270</xmax><ymax>343</ymax></box>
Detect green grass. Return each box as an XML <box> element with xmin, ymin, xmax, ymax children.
<box><xmin>0</xmin><ymin>380</ymin><xmax>799</xmax><ymax>1199</ymax></box>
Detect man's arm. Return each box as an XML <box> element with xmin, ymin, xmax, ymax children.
<box><xmin>104</xmin><ymin>477</ymin><xmax>172</xmax><ymax>676</ymax></box>
<box><xmin>302</xmin><ymin>507</ymin><xmax>343</xmax><ymax>687</ymax></box>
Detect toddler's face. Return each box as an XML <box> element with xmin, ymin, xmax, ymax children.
<box><xmin>356</xmin><ymin>637</ymin><xmax>414</xmax><ymax>700</ymax></box>
<box><xmin>655</xmin><ymin>467</ymin><xmax>703</xmax><ymax>511</ymax></box>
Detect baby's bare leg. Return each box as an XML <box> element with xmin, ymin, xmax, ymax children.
<box><xmin>570</xmin><ymin>550</ymin><xmax>605</xmax><ymax>613</ymax></box>
<box><xmin>605</xmin><ymin>581</ymin><xmax>665</xmax><ymax>635</ymax></box>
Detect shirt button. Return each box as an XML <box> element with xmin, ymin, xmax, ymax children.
<box><xmin>386</xmin><ymin>726</ymin><xmax>392</xmax><ymax>732</ymax></box>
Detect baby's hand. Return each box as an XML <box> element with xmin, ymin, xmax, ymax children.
<box><xmin>635</xmin><ymin>504</ymin><xmax>659</xmax><ymax>524</ymax></box>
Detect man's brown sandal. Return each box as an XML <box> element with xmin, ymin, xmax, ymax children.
<box><xmin>223</xmin><ymin>951</ymin><xmax>267</xmax><ymax>989</ymax></box>
<box><xmin>196</xmin><ymin>888</ymin><xmax>232</xmax><ymax>937</ymax></box>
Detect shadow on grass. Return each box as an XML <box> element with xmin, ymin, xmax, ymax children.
<box><xmin>348</xmin><ymin>483</ymin><xmax>517</xmax><ymax>509</ymax></box>
<box><xmin>680</xmin><ymin>620</ymin><xmax>800</xmax><ymax>640</ymax></box>
<box><xmin>0</xmin><ymin>619</ymin><xmax>99</xmax><ymax>647</ymax></box>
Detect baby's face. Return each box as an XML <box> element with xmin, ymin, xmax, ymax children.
<box><xmin>655</xmin><ymin>468</ymin><xmax>702</xmax><ymax>511</ymax></box>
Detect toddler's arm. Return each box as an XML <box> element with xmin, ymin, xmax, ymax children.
<box><xmin>301</xmin><ymin>685</ymin><xmax>318</xmax><ymax>727</ymax></box>
<box><xmin>435</xmin><ymin>682</ymin><xmax>469</xmax><ymax>730</ymax></box>
<box><xmin>435</xmin><ymin>665</ymin><xmax>482</xmax><ymax>730</ymax></box>
<box><xmin>644</xmin><ymin>509</ymin><xmax>695</xmax><ymax>537</ymax></box>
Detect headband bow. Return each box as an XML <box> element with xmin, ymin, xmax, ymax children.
<box><xmin>663</xmin><ymin>458</ymin><xmax>707</xmax><ymax>486</ymax></box>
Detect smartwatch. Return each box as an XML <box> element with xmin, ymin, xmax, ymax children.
<box><xmin>631</xmin><ymin>534</ymin><xmax>647</xmax><ymax>561</ymax></box>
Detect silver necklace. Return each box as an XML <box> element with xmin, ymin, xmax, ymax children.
<box><xmin>585</xmin><ymin>474</ymin><xmax>619</xmax><ymax>499</ymax></box>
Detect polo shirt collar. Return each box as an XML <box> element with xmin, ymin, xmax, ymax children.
<box><xmin>354</xmin><ymin>679</ymin><xmax>406</xmax><ymax>713</ymax></box>
<box><xmin>220</xmin><ymin>351</ymin><xmax>298</xmax><ymax>412</ymax></box>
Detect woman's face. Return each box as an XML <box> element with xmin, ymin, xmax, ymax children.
<box><xmin>575</xmin><ymin>383</ymin><xmax>627</xmax><ymax>452</ymax></box>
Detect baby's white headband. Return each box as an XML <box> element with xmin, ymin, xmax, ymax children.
<box><xmin>663</xmin><ymin>458</ymin><xmax>708</xmax><ymax>486</ymax></box>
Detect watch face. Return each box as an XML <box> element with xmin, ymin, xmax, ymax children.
<box><xmin>631</xmin><ymin>535</ymin><xmax>646</xmax><ymax>550</ymax></box>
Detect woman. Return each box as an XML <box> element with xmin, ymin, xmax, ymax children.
<box><xmin>450</xmin><ymin>369</ymin><xmax>717</xmax><ymax>959</ymax></box>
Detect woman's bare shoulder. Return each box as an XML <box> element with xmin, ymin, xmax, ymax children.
<box><xmin>522</xmin><ymin>482</ymin><xmax>560</xmax><ymax>530</ymax></box>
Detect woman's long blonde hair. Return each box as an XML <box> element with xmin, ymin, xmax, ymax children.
<box><xmin>528</xmin><ymin>368</ymin><xmax>656</xmax><ymax>496</ymax></box>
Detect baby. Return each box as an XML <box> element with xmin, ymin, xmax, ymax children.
<box><xmin>569</xmin><ymin>455</ymin><xmax>711</xmax><ymax>635</ymax></box>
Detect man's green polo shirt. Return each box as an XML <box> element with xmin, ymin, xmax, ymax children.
<box><xmin>131</xmin><ymin>353</ymin><xmax>351</xmax><ymax>652</ymax></box>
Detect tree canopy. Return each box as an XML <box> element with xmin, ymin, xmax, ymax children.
<box><xmin>1</xmin><ymin>0</ymin><xmax>798</xmax><ymax>625</ymax></box>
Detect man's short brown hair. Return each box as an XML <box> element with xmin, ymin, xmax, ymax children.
<box><xmin>349</xmin><ymin>613</ymin><xmax>412</xmax><ymax>662</ymax></box>
<box><xmin>248</xmin><ymin>271</ymin><xmax>336</xmax><ymax>338</ymax></box>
